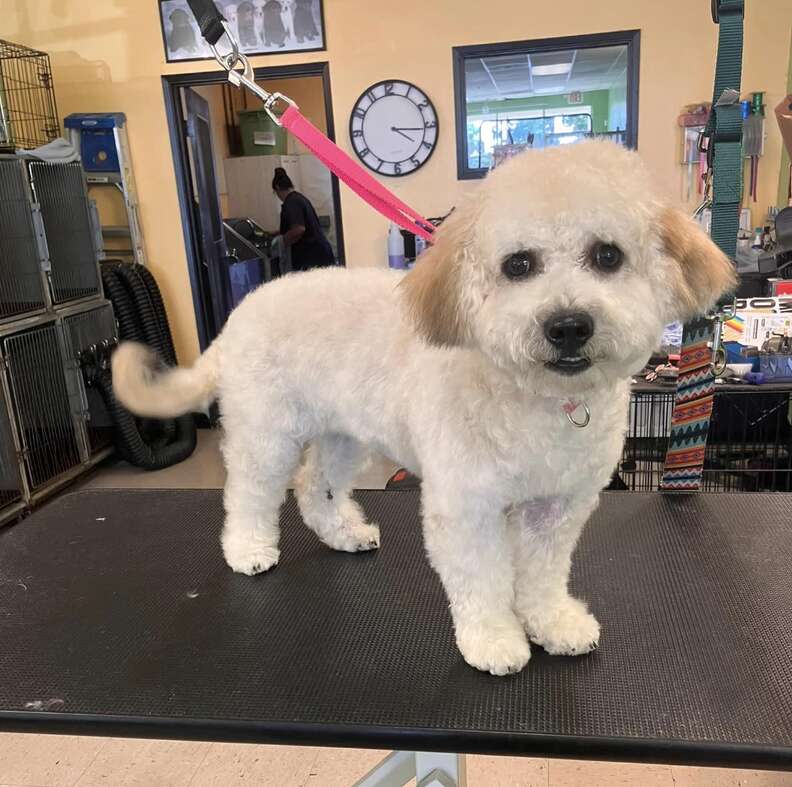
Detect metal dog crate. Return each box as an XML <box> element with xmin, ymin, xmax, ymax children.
<box><xmin>0</xmin><ymin>374</ymin><xmax>24</xmax><ymax>522</ymax></box>
<box><xmin>27</xmin><ymin>161</ymin><xmax>102</xmax><ymax>305</ymax></box>
<box><xmin>0</xmin><ymin>318</ymin><xmax>83</xmax><ymax>495</ymax></box>
<box><xmin>0</xmin><ymin>39</ymin><xmax>59</xmax><ymax>151</ymax></box>
<box><xmin>61</xmin><ymin>301</ymin><xmax>117</xmax><ymax>456</ymax></box>
<box><xmin>617</xmin><ymin>382</ymin><xmax>792</xmax><ymax>492</ymax></box>
<box><xmin>0</xmin><ymin>157</ymin><xmax>49</xmax><ymax>323</ymax></box>
<box><xmin>0</xmin><ymin>301</ymin><xmax>116</xmax><ymax>525</ymax></box>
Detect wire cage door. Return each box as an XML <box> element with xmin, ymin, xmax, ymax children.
<box><xmin>0</xmin><ymin>157</ymin><xmax>49</xmax><ymax>322</ymax></box>
<box><xmin>1</xmin><ymin>322</ymin><xmax>82</xmax><ymax>493</ymax></box>
<box><xmin>0</xmin><ymin>378</ymin><xmax>24</xmax><ymax>520</ymax></box>
<box><xmin>618</xmin><ymin>387</ymin><xmax>792</xmax><ymax>492</ymax></box>
<box><xmin>61</xmin><ymin>303</ymin><xmax>117</xmax><ymax>456</ymax></box>
<box><xmin>28</xmin><ymin>161</ymin><xmax>102</xmax><ymax>305</ymax></box>
<box><xmin>0</xmin><ymin>40</ymin><xmax>59</xmax><ymax>151</ymax></box>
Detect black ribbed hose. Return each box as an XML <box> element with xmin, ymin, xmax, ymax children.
<box><xmin>99</xmin><ymin>261</ymin><xmax>197</xmax><ymax>469</ymax></box>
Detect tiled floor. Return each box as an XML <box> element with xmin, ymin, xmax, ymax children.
<box><xmin>3</xmin><ymin>430</ymin><xmax>791</xmax><ymax>787</ymax></box>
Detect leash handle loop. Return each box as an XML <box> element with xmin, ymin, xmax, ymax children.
<box><xmin>186</xmin><ymin>0</ymin><xmax>226</xmax><ymax>46</ymax></box>
<box><xmin>186</xmin><ymin>0</ymin><xmax>435</xmax><ymax>244</ymax></box>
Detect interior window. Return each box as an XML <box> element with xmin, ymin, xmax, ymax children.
<box><xmin>453</xmin><ymin>31</ymin><xmax>640</xmax><ymax>178</ymax></box>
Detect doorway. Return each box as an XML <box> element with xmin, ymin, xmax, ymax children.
<box><xmin>163</xmin><ymin>62</ymin><xmax>344</xmax><ymax>351</ymax></box>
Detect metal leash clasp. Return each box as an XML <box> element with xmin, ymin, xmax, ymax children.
<box><xmin>210</xmin><ymin>21</ymin><xmax>297</xmax><ymax>126</ymax></box>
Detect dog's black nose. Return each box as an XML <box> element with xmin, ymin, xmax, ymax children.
<box><xmin>544</xmin><ymin>312</ymin><xmax>594</xmax><ymax>349</ymax></box>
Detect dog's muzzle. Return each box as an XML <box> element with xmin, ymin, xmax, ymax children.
<box><xmin>543</xmin><ymin>311</ymin><xmax>594</xmax><ymax>375</ymax></box>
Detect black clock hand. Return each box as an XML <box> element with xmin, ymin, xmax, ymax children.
<box><xmin>392</xmin><ymin>126</ymin><xmax>424</xmax><ymax>131</ymax></box>
<box><xmin>391</xmin><ymin>126</ymin><xmax>415</xmax><ymax>142</ymax></box>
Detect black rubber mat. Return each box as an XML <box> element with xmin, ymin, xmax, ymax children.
<box><xmin>0</xmin><ymin>489</ymin><xmax>791</xmax><ymax>768</ymax></box>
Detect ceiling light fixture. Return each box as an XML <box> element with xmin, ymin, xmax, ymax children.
<box><xmin>531</xmin><ymin>63</ymin><xmax>572</xmax><ymax>76</ymax></box>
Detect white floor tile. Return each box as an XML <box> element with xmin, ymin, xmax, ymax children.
<box><xmin>305</xmin><ymin>748</ymin><xmax>394</xmax><ymax>786</ymax></box>
<box><xmin>670</xmin><ymin>765</ymin><xmax>792</xmax><ymax>786</ymax></box>
<box><xmin>74</xmin><ymin>738</ymin><xmax>208</xmax><ymax>787</ymax></box>
<box><xmin>0</xmin><ymin>732</ymin><xmax>105</xmax><ymax>787</ymax></box>
<box><xmin>549</xmin><ymin>758</ymin><xmax>673</xmax><ymax>787</ymax></box>
<box><xmin>468</xmin><ymin>754</ymin><xmax>548</xmax><ymax>786</ymax></box>
<box><xmin>188</xmin><ymin>742</ymin><xmax>316</xmax><ymax>787</ymax></box>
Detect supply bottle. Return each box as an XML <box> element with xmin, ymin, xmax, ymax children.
<box><xmin>388</xmin><ymin>223</ymin><xmax>406</xmax><ymax>269</ymax></box>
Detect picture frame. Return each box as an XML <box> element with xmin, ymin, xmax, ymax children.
<box><xmin>159</xmin><ymin>0</ymin><xmax>326</xmax><ymax>63</ymax></box>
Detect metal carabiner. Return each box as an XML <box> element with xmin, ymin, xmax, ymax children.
<box><xmin>208</xmin><ymin>21</ymin><xmax>297</xmax><ymax>126</ymax></box>
<box><xmin>209</xmin><ymin>20</ymin><xmax>242</xmax><ymax>74</ymax></box>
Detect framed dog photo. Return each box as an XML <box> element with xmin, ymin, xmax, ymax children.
<box><xmin>159</xmin><ymin>0</ymin><xmax>326</xmax><ymax>63</ymax></box>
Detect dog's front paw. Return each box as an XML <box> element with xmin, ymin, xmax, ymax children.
<box><xmin>521</xmin><ymin>597</ymin><xmax>600</xmax><ymax>656</ymax></box>
<box><xmin>455</xmin><ymin>616</ymin><xmax>531</xmax><ymax>676</ymax></box>
<box><xmin>221</xmin><ymin>530</ymin><xmax>280</xmax><ymax>576</ymax></box>
<box><xmin>322</xmin><ymin>521</ymin><xmax>381</xmax><ymax>553</ymax></box>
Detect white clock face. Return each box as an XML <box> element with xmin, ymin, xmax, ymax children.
<box><xmin>349</xmin><ymin>80</ymin><xmax>438</xmax><ymax>177</ymax></box>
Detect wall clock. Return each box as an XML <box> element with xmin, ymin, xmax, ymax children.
<box><xmin>349</xmin><ymin>80</ymin><xmax>439</xmax><ymax>177</ymax></box>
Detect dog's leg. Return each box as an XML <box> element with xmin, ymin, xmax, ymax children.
<box><xmin>422</xmin><ymin>485</ymin><xmax>530</xmax><ymax>675</ymax></box>
<box><xmin>295</xmin><ymin>435</ymin><xmax>380</xmax><ymax>552</ymax></box>
<box><xmin>220</xmin><ymin>431</ymin><xmax>302</xmax><ymax>576</ymax></box>
<box><xmin>509</xmin><ymin>496</ymin><xmax>600</xmax><ymax>656</ymax></box>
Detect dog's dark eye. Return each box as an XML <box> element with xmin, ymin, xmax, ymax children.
<box><xmin>502</xmin><ymin>251</ymin><xmax>537</xmax><ymax>280</ymax></box>
<box><xmin>590</xmin><ymin>242</ymin><xmax>623</xmax><ymax>272</ymax></box>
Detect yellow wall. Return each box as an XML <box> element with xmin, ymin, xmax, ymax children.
<box><xmin>5</xmin><ymin>0</ymin><xmax>791</xmax><ymax>364</ymax></box>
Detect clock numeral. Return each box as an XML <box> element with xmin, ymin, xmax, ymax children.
<box><xmin>358</xmin><ymin>147</ymin><xmax>370</xmax><ymax>158</ymax></box>
<box><xmin>417</xmin><ymin>100</ymin><xmax>429</xmax><ymax>109</ymax></box>
<box><xmin>366</xmin><ymin>90</ymin><xmax>377</xmax><ymax>103</ymax></box>
<box><xmin>410</xmin><ymin>157</ymin><xmax>421</xmax><ymax>167</ymax></box>
<box><xmin>383</xmin><ymin>82</ymin><xmax>395</xmax><ymax>94</ymax></box>
<box><xmin>375</xmin><ymin>158</ymin><xmax>384</xmax><ymax>171</ymax></box>
<box><xmin>353</xmin><ymin>107</ymin><xmax>366</xmax><ymax>119</ymax></box>
<box><xmin>424</xmin><ymin>120</ymin><xmax>437</xmax><ymax>129</ymax></box>
<box><xmin>394</xmin><ymin>162</ymin><xmax>402</xmax><ymax>175</ymax></box>
<box><xmin>352</xmin><ymin>129</ymin><xmax>364</xmax><ymax>138</ymax></box>
<box><xmin>422</xmin><ymin>141</ymin><xmax>432</xmax><ymax>150</ymax></box>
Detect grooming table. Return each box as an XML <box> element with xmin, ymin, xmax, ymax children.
<box><xmin>1</xmin><ymin>490</ymin><xmax>791</xmax><ymax>785</ymax></box>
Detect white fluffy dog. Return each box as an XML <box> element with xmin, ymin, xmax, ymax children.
<box><xmin>113</xmin><ymin>141</ymin><xmax>735</xmax><ymax>675</ymax></box>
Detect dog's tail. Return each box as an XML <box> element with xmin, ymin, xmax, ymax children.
<box><xmin>111</xmin><ymin>340</ymin><xmax>220</xmax><ymax>418</ymax></box>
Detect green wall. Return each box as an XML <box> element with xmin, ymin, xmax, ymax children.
<box><xmin>466</xmin><ymin>89</ymin><xmax>613</xmax><ymax>134</ymax></box>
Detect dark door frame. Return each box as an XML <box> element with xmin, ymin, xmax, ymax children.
<box><xmin>162</xmin><ymin>61</ymin><xmax>345</xmax><ymax>352</ymax></box>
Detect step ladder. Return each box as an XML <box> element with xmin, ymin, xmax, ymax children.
<box><xmin>64</xmin><ymin>113</ymin><xmax>146</xmax><ymax>266</ymax></box>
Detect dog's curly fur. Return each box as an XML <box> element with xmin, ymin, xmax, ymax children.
<box><xmin>113</xmin><ymin>141</ymin><xmax>735</xmax><ymax>675</ymax></box>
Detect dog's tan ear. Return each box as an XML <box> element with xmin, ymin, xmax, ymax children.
<box><xmin>659</xmin><ymin>207</ymin><xmax>737</xmax><ymax>320</ymax></box>
<box><xmin>400</xmin><ymin>210</ymin><xmax>476</xmax><ymax>346</ymax></box>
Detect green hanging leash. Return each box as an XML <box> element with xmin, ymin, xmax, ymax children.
<box><xmin>660</xmin><ymin>0</ymin><xmax>744</xmax><ymax>491</ymax></box>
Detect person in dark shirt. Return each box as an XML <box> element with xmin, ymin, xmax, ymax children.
<box><xmin>272</xmin><ymin>167</ymin><xmax>335</xmax><ymax>271</ymax></box>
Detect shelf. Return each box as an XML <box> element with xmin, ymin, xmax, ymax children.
<box><xmin>101</xmin><ymin>225</ymin><xmax>131</xmax><ymax>237</ymax></box>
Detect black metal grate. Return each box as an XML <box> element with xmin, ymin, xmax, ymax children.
<box><xmin>2</xmin><ymin>323</ymin><xmax>81</xmax><ymax>491</ymax></box>
<box><xmin>0</xmin><ymin>40</ymin><xmax>59</xmax><ymax>151</ymax></box>
<box><xmin>28</xmin><ymin>162</ymin><xmax>100</xmax><ymax>304</ymax></box>
<box><xmin>62</xmin><ymin>304</ymin><xmax>117</xmax><ymax>455</ymax></box>
<box><xmin>0</xmin><ymin>158</ymin><xmax>46</xmax><ymax>320</ymax></box>
<box><xmin>617</xmin><ymin>386</ymin><xmax>792</xmax><ymax>492</ymax></box>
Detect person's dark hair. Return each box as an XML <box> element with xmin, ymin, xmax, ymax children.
<box><xmin>272</xmin><ymin>167</ymin><xmax>294</xmax><ymax>192</ymax></box>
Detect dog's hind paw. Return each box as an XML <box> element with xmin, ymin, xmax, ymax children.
<box><xmin>222</xmin><ymin>532</ymin><xmax>280</xmax><ymax>576</ymax></box>
<box><xmin>455</xmin><ymin>616</ymin><xmax>531</xmax><ymax>676</ymax></box>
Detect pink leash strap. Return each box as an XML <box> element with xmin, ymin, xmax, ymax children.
<box><xmin>280</xmin><ymin>106</ymin><xmax>435</xmax><ymax>244</ymax></box>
